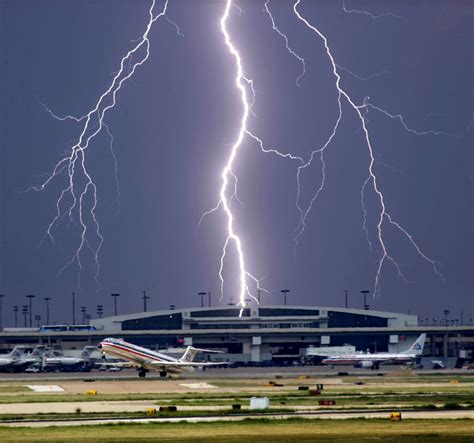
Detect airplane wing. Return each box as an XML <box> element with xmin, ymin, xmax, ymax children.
<box><xmin>97</xmin><ymin>361</ymin><xmax>138</xmax><ymax>368</ymax></box>
<box><xmin>145</xmin><ymin>360</ymin><xmax>228</xmax><ymax>368</ymax></box>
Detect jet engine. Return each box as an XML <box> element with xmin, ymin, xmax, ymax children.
<box><xmin>359</xmin><ymin>361</ymin><xmax>374</xmax><ymax>368</ymax></box>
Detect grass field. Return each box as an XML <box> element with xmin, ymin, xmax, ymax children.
<box><xmin>0</xmin><ymin>389</ymin><xmax>472</xmax><ymax>410</ymax></box>
<box><xmin>0</xmin><ymin>418</ymin><xmax>472</xmax><ymax>442</ymax></box>
<box><xmin>0</xmin><ymin>386</ymin><xmax>31</xmax><ymax>394</ymax></box>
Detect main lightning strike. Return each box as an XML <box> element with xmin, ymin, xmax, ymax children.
<box><xmin>218</xmin><ymin>0</ymin><xmax>265</xmax><ymax>312</ymax></box>
<box><xmin>32</xmin><ymin>0</ymin><xmax>171</xmax><ymax>286</ymax></box>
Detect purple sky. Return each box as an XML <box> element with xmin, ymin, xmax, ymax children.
<box><xmin>1</xmin><ymin>0</ymin><xmax>472</xmax><ymax>325</ymax></box>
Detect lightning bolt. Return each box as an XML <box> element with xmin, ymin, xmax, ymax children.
<box><xmin>292</xmin><ymin>0</ymin><xmax>445</xmax><ymax>295</ymax></box>
<box><xmin>336</xmin><ymin>65</ymin><xmax>391</xmax><ymax>82</ymax></box>
<box><xmin>31</xmin><ymin>0</ymin><xmax>171</xmax><ymax>287</ymax></box>
<box><xmin>264</xmin><ymin>0</ymin><xmax>306</xmax><ymax>87</ymax></box>
<box><xmin>218</xmin><ymin>0</ymin><xmax>268</xmax><ymax>313</ymax></box>
<box><xmin>342</xmin><ymin>0</ymin><xmax>402</xmax><ymax>20</ymax></box>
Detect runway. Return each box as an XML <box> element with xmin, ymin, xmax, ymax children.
<box><xmin>0</xmin><ymin>365</ymin><xmax>470</xmax><ymax>381</ymax></box>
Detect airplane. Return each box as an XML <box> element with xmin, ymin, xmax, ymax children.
<box><xmin>98</xmin><ymin>338</ymin><xmax>226</xmax><ymax>378</ymax></box>
<box><xmin>0</xmin><ymin>345</ymin><xmax>47</xmax><ymax>372</ymax></box>
<box><xmin>321</xmin><ymin>334</ymin><xmax>426</xmax><ymax>370</ymax></box>
<box><xmin>0</xmin><ymin>346</ymin><xmax>32</xmax><ymax>371</ymax></box>
<box><xmin>43</xmin><ymin>346</ymin><xmax>97</xmax><ymax>372</ymax></box>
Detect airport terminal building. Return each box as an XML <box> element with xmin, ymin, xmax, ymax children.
<box><xmin>1</xmin><ymin>305</ymin><xmax>472</xmax><ymax>364</ymax></box>
<box><xmin>83</xmin><ymin>305</ymin><xmax>472</xmax><ymax>364</ymax></box>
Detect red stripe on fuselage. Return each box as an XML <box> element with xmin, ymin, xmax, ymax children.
<box><xmin>102</xmin><ymin>342</ymin><xmax>172</xmax><ymax>364</ymax></box>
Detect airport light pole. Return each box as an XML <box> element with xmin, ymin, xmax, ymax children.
<box><xmin>72</xmin><ymin>291</ymin><xmax>76</xmax><ymax>325</ymax></box>
<box><xmin>97</xmin><ymin>305</ymin><xmax>103</xmax><ymax>319</ymax></box>
<box><xmin>26</xmin><ymin>294</ymin><xmax>35</xmax><ymax>327</ymax></box>
<box><xmin>344</xmin><ymin>290</ymin><xmax>348</xmax><ymax>309</ymax></box>
<box><xmin>198</xmin><ymin>292</ymin><xmax>206</xmax><ymax>308</ymax></box>
<box><xmin>142</xmin><ymin>290</ymin><xmax>149</xmax><ymax>313</ymax></box>
<box><xmin>0</xmin><ymin>294</ymin><xmax>4</xmax><ymax>331</ymax></box>
<box><xmin>35</xmin><ymin>314</ymin><xmax>41</xmax><ymax>328</ymax></box>
<box><xmin>443</xmin><ymin>309</ymin><xmax>450</xmax><ymax>327</ymax></box>
<box><xmin>13</xmin><ymin>306</ymin><xmax>18</xmax><ymax>328</ymax></box>
<box><xmin>81</xmin><ymin>306</ymin><xmax>87</xmax><ymax>324</ymax></box>
<box><xmin>44</xmin><ymin>297</ymin><xmax>51</xmax><ymax>325</ymax></box>
<box><xmin>169</xmin><ymin>304</ymin><xmax>176</xmax><ymax>310</ymax></box>
<box><xmin>208</xmin><ymin>292</ymin><xmax>211</xmax><ymax>308</ymax></box>
<box><xmin>281</xmin><ymin>289</ymin><xmax>289</xmax><ymax>306</ymax></box>
<box><xmin>22</xmin><ymin>305</ymin><xmax>28</xmax><ymax>327</ymax></box>
<box><xmin>257</xmin><ymin>289</ymin><xmax>262</xmax><ymax>305</ymax></box>
<box><xmin>361</xmin><ymin>290</ymin><xmax>370</xmax><ymax>310</ymax></box>
<box><xmin>111</xmin><ymin>293</ymin><xmax>120</xmax><ymax>316</ymax></box>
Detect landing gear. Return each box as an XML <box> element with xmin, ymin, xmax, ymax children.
<box><xmin>138</xmin><ymin>369</ymin><xmax>147</xmax><ymax>378</ymax></box>
<box><xmin>159</xmin><ymin>370</ymin><xmax>167</xmax><ymax>378</ymax></box>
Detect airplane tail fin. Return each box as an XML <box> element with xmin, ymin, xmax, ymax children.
<box><xmin>402</xmin><ymin>334</ymin><xmax>426</xmax><ymax>355</ymax></box>
<box><xmin>179</xmin><ymin>346</ymin><xmax>222</xmax><ymax>363</ymax></box>
<box><xmin>10</xmin><ymin>346</ymin><xmax>28</xmax><ymax>358</ymax></box>
<box><xmin>80</xmin><ymin>346</ymin><xmax>97</xmax><ymax>358</ymax></box>
<box><xmin>31</xmin><ymin>345</ymin><xmax>47</xmax><ymax>357</ymax></box>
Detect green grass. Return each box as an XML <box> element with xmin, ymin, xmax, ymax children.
<box><xmin>0</xmin><ymin>389</ymin><xmax>472</xmax><ymax>408</ymax></box>
<box><xmin>0</xmin><ymin>418</ymin><xmax>472</xmax><ymax>442</ymax></box>
<box><xmin>0</xmin><ymin>386</ymin><xmax>31</xmax><ymax>394</ymax></box>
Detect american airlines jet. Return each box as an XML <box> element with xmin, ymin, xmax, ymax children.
<box><xmin>98</xmin><ymin>338</ymin><xmax>226</xmax><ymax>378</ymax></box>
<box><xmin>321</xmin><ymin>334</ymin><xmax>426</xmax><ymax>370</ymax></box>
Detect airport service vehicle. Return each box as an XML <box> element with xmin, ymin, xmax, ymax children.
<box><xmin>321</xmin><ymin>334</ymin><xmax>426</xmax><ymax>370</ymax></box>
<box><xmin>98</xmin><ymin>338</ymin><xmax>226</xmax><ymax>378</ymax></box>
<box><xmin>43</xmin><ymin>346</ymin><xmax>97</xmax><ymax>372</ymax></box>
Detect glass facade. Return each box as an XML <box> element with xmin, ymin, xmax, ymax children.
<box><xmin>259</xmin><ymin>308</ymin><xmax>320</xmax><ymax>317</ymax></box>
<box><xmin>327</xmin><ymin>311</ymin><xmax>388</xmax><ymax>328</ymax></box>
<box><xmin>122</xmin><ymin>313</ymin><xmax>183</xmax><ymax>330</ymax></box>
<box><xmin>190</xmin><ymin>323</ymin><xmax>251</xmax><ymax>329</ymax></box>
<box><xmin>190</xmin><ymin>309</ymin><xmax>250</xmax><ymax>318</ymax></box>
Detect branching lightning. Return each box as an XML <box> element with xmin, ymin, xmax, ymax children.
<box><xmin>32</xmin><ymin>0</ymin><xmax>171</xmax><ymax>287</ymax></box>
<box><xmin>35</xmin><ymin>0</ymin><xmax>453</xmax><ymax>309</ymax></box>
<box><xmin>207</xmin><ymin>0</ymin><xmax>448</xmax><ymax>305</ymax></box>
<box><xmin>292</xmin><ymin>0</ymin><xmax>445</xmax><ymax>295</ymax></box>
<box><xmin>342</xmin><ymin>0</ymin><xmax>402</xmax><ymax>20</ymax></box>
<box><xmin>264</xmin><ymin>0</ymin><xmax>305</xmax><ymax>86</ymax></box>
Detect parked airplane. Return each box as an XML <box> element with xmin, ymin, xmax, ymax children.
<box><xmin>0</xmin><ymin>346</ymin><xmax>31</xmax><ymax>371</ymax></box>
<box><xmin>321</xmin><ymin>334</ymin><xmax>426</xmax><ymax>370</ymax></box>
<box><xmin>0</xmin><ymin>345</ymin><xmax>47</xmax><ymax>372</ymax></box>
<box><xmin>98</xmin><ymin>338</ymin><xmax>226</xmax><ymax>378</ymax></box>
<box><xmin>43</xmin><ymin>346</ymin><xmax>97</xmax><ymax>372</ymax></box>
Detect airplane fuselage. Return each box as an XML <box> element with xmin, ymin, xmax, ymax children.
<box><xmin>322</xmin><ymin>353</ymin><xmax>416</xmax><ymax>366</ymax></box>
<box><xmin>99</xmin><ymin>339</ymin><xmax>192</xmax><ymax>374</ymax></box>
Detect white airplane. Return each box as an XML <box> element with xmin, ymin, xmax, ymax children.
<box><xmin>0</xmin><ymin>345</ymin><xmax>47</xmax><ymax>372</ymax></box>
<box><xmin>43</xmin><ymin>346</ymin><xmax>97</xmax><ymax>371</ymax></box>
<box><xmin>321</xmin><ymin>334</ymin><xmax>426</xmax><ymax>370</ymax></box>
<box><xmin>0</xmin><ymin>346</ymin><xmax>31</xmax><ymax>371</ymax></box>
<box><xmin>98</xmin><ymin>338</ymin><xmax>226</xmax><ymax>378</ymax></box>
